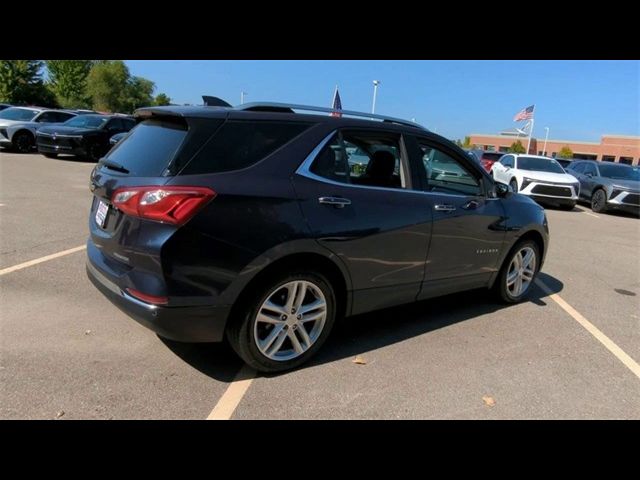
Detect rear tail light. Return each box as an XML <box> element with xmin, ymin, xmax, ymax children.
<box><xmin>112</xmin><ymin>186</ymin><xmax>216</xmax><ymax>225</ymax></box>
<box><xmin>125</xmin><ymin>288</ymin><xmax>169</xmax><ymax>305</ymax></box>
<box><xmin>482</xmin><ymin>159</ymin><xmax>494</xmax><ymax>172</ymax></box>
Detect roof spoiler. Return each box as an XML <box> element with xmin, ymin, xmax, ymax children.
<box><xmin>202</xmin><ymin>96</ymin><xmax>232</xmax><ymax>107</ymax></box>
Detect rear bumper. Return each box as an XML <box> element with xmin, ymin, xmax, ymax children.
<box><xmin>86</xmin><ymin>250</ymin><xmax>230</xmax><ymax>343</ymax></box>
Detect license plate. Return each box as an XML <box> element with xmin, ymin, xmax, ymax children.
<box><xmin>95</xmin><ymin>200</ymin><xmax>109</xmax><ymax>227</ymax></box>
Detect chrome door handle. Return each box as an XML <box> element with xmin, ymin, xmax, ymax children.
<box><xmin>434</xmin><ymin>204</ymin><xmax>456</xmax><ymax>212</ymax></box>
<box><xmin>318</xmin><ymin>196</ymin><xmax>351</xmax><ymax>208</ymax></box>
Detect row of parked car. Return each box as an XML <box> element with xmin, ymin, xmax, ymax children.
<box><xmin>465</xmin><ymin>148</ymin><xmax>640</xmax><ymax>215</ymax></box>
<box><xmin>0</xmin><ymin>104</ymin><xmax>134</xmax><ymax>161</ymax></box>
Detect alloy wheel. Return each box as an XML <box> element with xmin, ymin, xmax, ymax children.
<box><xmin>506</xmin><ymin>246</ymin><xmax>536</xmax><ymax>297</ymax></box>
<box><xmin>253</xmin><ymin>280</ymin><xmax>327</xmax><ymax>361</ymax></box>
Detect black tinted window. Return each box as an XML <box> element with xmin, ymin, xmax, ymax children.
<box><xmin>181</xmin><ymin>121</ymin><xmax>311</xmax><ymax>175</ymax></box>
<box><xmin>418</xmin><ymin>141</ymin><xmax>480</xmax><ymax>196</ymax></box>
<box><xmin>104</xmin><ymin>119</ymin><xmax>188</xmax><ymax>176</ymax></box>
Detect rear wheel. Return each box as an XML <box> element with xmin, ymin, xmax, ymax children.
<box><xmin>591</xmin><ymin>189</ymin><xmax>607</xmax><ymax>213</ymax></box>
<box><xmin>495</xmin><ymin>240</ymin><xmax>540</xmax><ymax>303</ymax></box>
<box><xmin>13</xmin><ymin>131</ymin><xmax>34</xmax><ymax>153</ymax></box>
<box><xmin>226</xmin><ymin>271</ymin><xmax>336</xmax><ymax>372</ymax></box>
<box><xmin>509</xmin><ymin>178</ymin><xmax>518</xmax><ymax>193</ymax></box>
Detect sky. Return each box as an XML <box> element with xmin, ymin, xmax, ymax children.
<box><xmin>126</xmin><ymin>60</ymin><xmax>639</xmax><ymax>142</ymax></box>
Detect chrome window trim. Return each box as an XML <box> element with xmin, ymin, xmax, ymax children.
<box><xmin>295</xmin><ymin>130</ymin><xmax>483</xmax><ymax>200</ymax></box>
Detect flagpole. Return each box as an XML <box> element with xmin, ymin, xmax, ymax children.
<box><xmin>331</xmin><ymin>85</ymin><xmax>338</xmax><ymax>110</ymax></box>
<box><xmin>527</xmin><ymin>118</ymin><xmax>534</xmax><ymax>154</ymax></box>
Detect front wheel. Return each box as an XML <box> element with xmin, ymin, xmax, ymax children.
<box><xmin>86</xmin><ymin>142</ymin><xmax>105</xmax><ymax>162</ymax></box>
<box><xmin>226</xmin><ymin>272</ymin><xmax>336</xmax><ymax>372</ymax></box>
<box><xmin>13</xmin><ymin>131</ymin><xmax>34</xmax><ymax>153</ymax></box>
<box><xmin>495</xmin><ymin>240</ymin><xmax>540</xmax><ymax>303</ymax></box>
<box><xmin>509</xmin><ymin>178</ymin><xmax>519</xmax><ymax>193</ymax></box>
<box><xmin>591</xmin><ymin>189</ymin><xmax>607</xmax><ymax>213</ymax></box>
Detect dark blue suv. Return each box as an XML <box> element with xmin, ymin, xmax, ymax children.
<box><xmin>86</xmin><ymin>101</ymin><xmax>549</xmax><ymax>372</ymax></box>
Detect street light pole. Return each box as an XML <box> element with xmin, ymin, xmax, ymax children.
<box><xmin>372</xmin><ymin>80</ymin><xmax>381</xmax><ymax>114</ymax></box>
<box><xmin>543</xmin><ymin>127</ymin><xmax>549</xmax><ymax>156</ymax></box>
<box><xmin>241</xmin><ymin>91</ymin><xmax>247</xmax><ymax>105</ymax></box>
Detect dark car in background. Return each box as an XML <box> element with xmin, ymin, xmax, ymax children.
<box><xmin>0</xmin><ymin>103</ymin><xmax>11</xmax><ymax>111</ymax></box>
<box><xmin>555</xmin><ymin>157</ymin><xmax>573</xmax><ymax>171</ymax></box>
<box><xmin>86</xmin><ymin>101</ymin><xmax>549</xmax><ymax>372</ymax></box>
<box><xmin>567</xmin><ymin>160</ymin><xmax>640</xmax><ymax>214</ymax></box>
<box><xmin>36</xmin><ymin>114</ymin><xmax>135</xmax><ymax>161</ymax></box>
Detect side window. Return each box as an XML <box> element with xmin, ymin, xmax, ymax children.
<box><xmin>35</xmin><ymin>112</ymin><xmax>57</xmax><ymax>123</ymax></box>
<box><xmin>56</xmin><ymin>112</ymin><xmax>75</xmax><ymax>123</ymax></box>
<box><xmin>418</xmin><ymin>141</ymin><xmax>481</xmax><ymax>196</ymax></box>
<box><xmin>584</xmin><ymin>163</ymin><xmax>597</xmax><ymax>176</ymax></box>
<box><xmin>122</xmin><ymin>119</ymin><xmax>136</xmax><ymax>130</ymax></box>
<box><xmin>309</xmin><ymin>131</ymin><xmax>406</xmax><ymax>189</ymax></box>
<box><xmin>571</xmin><ymin>162</ymin><xmax>585</xmax><ymax>173</ymax></box>
<box><xmin>181</xmin><ymin>121</ymin><xmax>311</xmax><ymax>175</ymax></box>
<box><xmin>501</xmin><ymin>155</ymin><xmax>514</xmax><ymax>168</ymax></box>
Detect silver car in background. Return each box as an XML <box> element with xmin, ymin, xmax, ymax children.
<box><xmin>0</xmin><ymin>107</ymin><xmax>77</xmax><ymax>153</ymax></box>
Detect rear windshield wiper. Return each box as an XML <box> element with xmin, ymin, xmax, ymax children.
<box><xmin>100</xmin><ymin>159</ymin><xmax>130</xmax><ymax>174</ymax></box>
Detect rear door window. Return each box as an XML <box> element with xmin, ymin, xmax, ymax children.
<box><xmin>104</xmin><ymin>119</ymin><xmax>188</xmax><ymax>176</ymax></box>
<box><xmin>180</xmin><ymin>121</ymin><xmax>312</xmax><ymax>175</ymax></box>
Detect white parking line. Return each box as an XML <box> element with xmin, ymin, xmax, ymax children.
<box><xmin>536</xmin><ymin>279</ymin><xmax>640</xmax><ymax>380</ymax></box>
<box><xmin>206</xmin><ymin>365</ymin><xmax>256</xmax><ymax>420</ymax></box>
<box><xmin>575</xmin><ymin>206</ymin><xmax>600</xmax><ymax>218</ymax></box>
<box><xmin>0</xmin><ymin>245</ymin><xmax>86</xmax><ymax>276</ymax></box>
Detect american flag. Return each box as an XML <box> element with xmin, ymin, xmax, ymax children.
<box><xmin>513</xmin><ymin>105</ymin><xmax>535</xmax><ymax>122</ymax></box>
<box><xmin>330</xmin><ymin>86</ymin><xmax>342</xmax><ymax>117</ymax></box>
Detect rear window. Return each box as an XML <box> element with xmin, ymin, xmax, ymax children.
<box><xmin>179</xmin><ymin>120</ymin><xmax>311</xmax><ymax>175</ymax></box>
<box><xmin>104</xmin><ymin>119</ymin><xmax>187</xmax><ymax>176</ymax></box>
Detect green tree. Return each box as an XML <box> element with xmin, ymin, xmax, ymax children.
<box><xmin>154</xmin><ymin>93</ymin><xmax>171</xmax><ymax>106</ymax></box>
<box><xmin>122</xmin><ymin>76</ymin><xmax>155</xmax><ymax>112</ymax></box>
<box><xmin>558</xmin><ymin>146</ymin><xmax>573</xmax><ymax>159</ymax></box>
<box><xmin>462</xmin><ymin>136</ymin><xmax>472</xmax><ymax>148</ymax></box>
<box><xmin>86</xmin><ymin>60</ymin><xmax>130</xmax><ymax>112</ymax></box>
<box><xmin>45</xmin><ymin>60</ymin><xmax>94</xmax><ymax>108</ymax></box>
<box><xmin>509</xmin><ymin>140</ymin><xmax>526</xmax><ymax>154</ymax></box>
<box><xmin>86</xmin><ymin>61</ymin><xmax>157</xmax><ymax>113</ymax></box>
<box><xmin>0</xmin><ymin>60</ymin><xmax>57</xmax><ymax>106</ymax></box>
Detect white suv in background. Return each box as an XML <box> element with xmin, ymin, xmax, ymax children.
<box><xmin>491</xmin><ymin>154</ymin><xmax>580</xmax><ymax>210</ymax></box>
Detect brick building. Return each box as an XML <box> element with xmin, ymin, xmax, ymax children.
<box><xmin>468</xmin><ymin>133</ymin><xmax>640</xmax><ymax>165</ymax></box>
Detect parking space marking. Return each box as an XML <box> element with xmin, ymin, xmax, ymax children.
<box><xmin>206</xmin><ymin>365</ymin><xmax>256</xmax><ymax>420</ymax></box>
<box><xmin>575</xmin><ymin>206</ymin><xmax>600</xmax><ymax>218</ymax></box>
<box><xmin>0</xmin><ymin>245</ymin><xmax>86</xmax><ymax>276</ymax></box>
<box><xmin>536</xmin><ymin>279</ymin><xmax>640</xmax><ymax>379</ymax></box>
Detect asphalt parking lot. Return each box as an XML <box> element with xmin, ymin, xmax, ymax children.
<box><xmin>1</xmin><ymin>151</ymin><xmax>639</xmax><ymax>419</ymax></box>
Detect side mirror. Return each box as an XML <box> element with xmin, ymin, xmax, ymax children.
<box><xmin>586</xmin><ymin>172</ymin><xmax>593</xmax><ymax>178</ymax></box>
<box><xmin>494</xmin><ymin>182</ymin><xmax>510</xmax><ymax>198</ymax></box>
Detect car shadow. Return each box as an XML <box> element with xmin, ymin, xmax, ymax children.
<box><xmin>160</xmin><ymin>272</ymin><xmax>564</xmax><ymax>381</ymax></box>
<box><xmin>48</xmin><ymin>154</ymin><xmax>96</xmax><ymax>164</ymax></box>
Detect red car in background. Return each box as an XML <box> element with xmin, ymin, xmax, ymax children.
<box><xmin>466</xmin><ymin>149</ymin><xmax>505</xmax><ymax>173</ymax></box>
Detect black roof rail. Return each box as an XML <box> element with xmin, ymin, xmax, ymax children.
<box><xmin>234</xmin><ymin>102</ymin><xmax>426</xmax><ymax>129</ymax></box>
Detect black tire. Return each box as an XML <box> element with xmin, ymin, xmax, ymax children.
<box><xmin>591</xmin><ymin>189</ymin><xmax>607</xmax><ymax>213</ymax></box>
<box><xmin>226</xmin><ymin>271</ymin><xmax>337</xmax><ymax>373</ymax></box>
<box><xmin>86</xmin><ymin>142</ymin><xmax>104</xmax><ymax>162</ymax></box>
<box><xmin>12</xmin><ymin>131</ymin><xmax>34</xmax><ymax>154</ymax></box>
<box><xmin>509</xmin><ymin>178</ymin><xmax>518</xmax><ymax>193</ymax></box>
<box><xmin>43</xmin><ymin>153</ymin><xmax>58</xmax><ymax>159</ymax></box>
<box><xmin>494</xmin><ymin>239</ymin><xmax>540</xmax><ymax>304</ymax></box>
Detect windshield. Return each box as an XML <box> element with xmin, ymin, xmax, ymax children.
<box><xmin>517</xmin><ymin>156</ymin><xmax>565</xmax><ymax>173</ymax></box>
<box><xmin>63</xmin><ymin>115</ymin><xmax>109</xmax><ymax>128</ymax></box>
<box><xmin>598</xmin><ymin>163</ymin><xmax>640</xmax><ymax>181</ymax></box>
<box><xmin>0</xmin><ymin>107</ymin><xmax>39</xmax><ymax>121</ymax></box>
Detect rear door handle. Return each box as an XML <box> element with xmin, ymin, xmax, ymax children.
<box><xmin>434</xmin><ymin>204</ymin><xmax>456</xmax><ymax>212</ymax></box>
<box><xmin>318</xmin><ymin>196</ymin><xmax>351</xmax><ymax>208</ymax></box>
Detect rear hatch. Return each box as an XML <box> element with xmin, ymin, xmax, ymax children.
<box><xmin>88</xmin><ymin>113</ymin><xmax>224</xmax><ymax>302</ymax></box>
